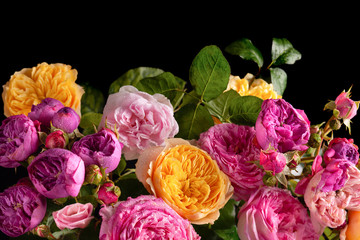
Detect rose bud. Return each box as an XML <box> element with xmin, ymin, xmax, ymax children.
<box><xmin>45</xmin><ymin>130</ymin><xmax>67</xmax><ymax>149</ymax></box>
<box><xmin>0</xmin><ymin>185</ymin><xmax>47</xmax><ymax>237</ymax></box>
<box><xmin>52</xmin><ymin>107</ymin><xmax>80</xmax><ymax>133</ymax></box>
<box><xmin>31</xmin><ymin>225</ymin><xmax>55</xmax><ymax>239</ymax></box>
<box><xmin>28</xmin><ymin>98</ymin><xmax>64</xmax><ymax>131</ymax></box>
<box><xmin>72</xmin><ymin>128</ymin><xmax>123</xmax><ymax>174</ymax></box>
<box><xmin>259</xmin><ymin>149</ymin><xmax>287</xmax><ymax>175</ymax></box>
<box><xmin>335</xmin><ymin>89</ymin><xmax>358</xmax><ymax>120</ymax></box>
<box><xmin>0</xmin><ymin>114</ymin><xmax>39</xmax><ymax>168</ymax></box>
<box><xmin>84</xmin><ymin>164</ymin><xmax>103</xmax><ymax>185</ymax></box>
<box><xmin>27</xmin><ymin>148</ymin><xmax>85</xmax><ymax>199</ymax></box>
<box><xmin>97</xmin><ymin>181</ymin><xmax>121</xmax><ymax>205</ymax></box>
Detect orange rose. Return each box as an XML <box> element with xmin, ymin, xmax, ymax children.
<box><xmin>135</xmin><ymin>138</ymin><xmax>233</xmax><ymax>225</ymax></box>
<box><xmin>226</xmin><ymin>73</ymin><xmax>282</xmax><ymax>100</ymax></box>
<box><xmin>344</xmin><ymin>210</ymin><xmax>360</xmax><ymax>240</ymax></box>
<box><xmin>2</xmin><ymin>62</ymin><xmax>84</xmax><ymax>117</ymax></box>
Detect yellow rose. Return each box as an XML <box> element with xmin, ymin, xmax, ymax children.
<box><xmin>343</xmin><ymin>210</ymin><xmax>360</xmax><ymax>240</ymax></box>
<box><xmin>2</xmin><ymin>62</ymin><xmax>84</xmax><ymax>117</ymax></box>
<box><xmin>226</xmin><ymin>73</ymin><xmax>282</xmax><ymax>100</ymax></box>
<box><xmin>135</xmin><ymin>138</ymin><xmax>233</xmax><ymax>225</ymax></box>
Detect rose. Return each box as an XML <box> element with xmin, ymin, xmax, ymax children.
<box><xmin>237</xmin><ymin>186</ymin><xmax>319</xmax><ymax>240</ymax></box>
<box><xmin>295</xmin><ymin>155</ymin><xmax>323</xmax><ymax>195</ymax></box>
<box><xmin>72</xmin><ymin>128</ymin><xmax>123</xmax><ymax>173</ymax></box>
<box><xmin>259</xmin><ymin>149</ymin><xmax>287</xmax><ymax>175</ymax></box>
<box><xmin>198</xmin><ymin>123</ymin><xmax>264</xmax><ymax>201</ymax></box>
<box><xmin>28</xmin><ymin>98</ymin><xmax>64</xmax><ymax>131</ymax></box>
<box><xmin>96</xmin><ymin>181</ymin><xmax>121</xmax><ymax>205</ymax></box>
<box><xmin>304</xmin><ymin>160</ymin><xmax>360</xmax><ymax>233</ymax></box>
<box><xmin>341</xmin><ymin>210</ymin><xmax>360</xmax><ymax>240</ymax></box>
<box><xmin>27</xmin><ymin>148</ymin><xmax>85</xmax><ymax>199</ymax></box>
<box><xmin>324</xmin><ymin>138</ymin><xmax>359</xmax><ymax>165</ymax></box>
<box><xmin>52</xmin><ymin>107</ymin><xmax>81</xmax><ymax>133</ymax></box>
<box><xmin>99</xmin><ymin>195</ymin><xmax>200</xmax><ymax>240</ymax></box>
<box><xmin>0</xmin><ymin>184</ymin><xmax>47</xmax><ymax>237</ymax></box>
<box><xmin>135</xmin><ymin>138</ymin><xmax>233</xmax><ymax>224</ymax></box>
<box><xmin>2</xmin><ymin>62</ymin><xmax>84</xmax><ymax>117</ymax></box>
<box><xmin>335</xmin><ymin>90</ymin><xmax>358</xmax><ymax>120</ymax></box>
<box><xmin>255</xmin><ymin>99</ymin><xmax>310</xmax><ymax>152</ymax></box>
<box><xmin>52</xmin><ymin>203</ymin><xmax>94</xmax><ymax>230</ymax></box>
<box><xmin>45</xmin><ymin>130</ymin><xmax>67</xmax><ymax>149</ymax></box>
<box><xmin>98</xmin><ymin>85</ymin><xmax>179</xmax><ymax>160</ymax></box>
<box><xmin>0</xmin><ymin>114</ymin><xmax>39</xmax><ymax>168</ymax></box>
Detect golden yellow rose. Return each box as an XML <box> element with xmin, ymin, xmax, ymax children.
<box><xmin>2</xmin><ymin>62</ymin><xmax>84</xmax><ymax>117</ymax></box>
<box><xmin>135</xmin><ymin>138</ymin><xmax>233</xmax><ymax>225</ymax></box>
<box><xmin>226</xmin><ymin>73</ymin><xmax>282</xmax><ymax>100</ymax></box>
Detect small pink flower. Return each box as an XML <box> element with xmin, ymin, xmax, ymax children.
<box><xmin>45</xmin><ymin>130</ymin><xmax>67</xmax><ymax>149</ymax></box>
<box><xmin>97</xmin><ymin>182</ymin><xmax>120</xmax><ymax>205</ymax></box>
<box><xmin>259</xmin><ymin>149</ymin><xmax>286</xmax><ymax>175</ymax></box>
<box><xmin>52</xmin><ymin>107</ymin><xmax>80</xmax><ymax>133</ymax></box>
<box><xmin>335</xmin><ymin>91</ymin><xmax>358</xmax><ymax>120</ymax></box>
<box><xmin>52</xmin><ymin>203</ymin><xmax>94</xmax><ymax>230</ymax></box>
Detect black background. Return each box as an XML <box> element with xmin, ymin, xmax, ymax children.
<box><xmin>0</xmin><ymin>4</ymin><xmax>360</xmax><ymax>239</ymax></box>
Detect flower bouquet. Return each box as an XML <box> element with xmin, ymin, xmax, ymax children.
<box><xmin>0</xmin><ymin>38</ymin><xmax>359</xmax><ymax>239</ymax></box>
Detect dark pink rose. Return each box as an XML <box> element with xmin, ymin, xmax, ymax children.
<box><xmin>45</xmin><ymin>130</ymin><xmax>67</xmax><ymax>149</ymax></box>
<box><xmin>259</xmin><ymin>149</ymin><xmax>286</xmax><ymax>175</ymax></box>
<box><xmin>255</xmin><ymin>99</ymin><xmax>310</xmax><ymax>153</ymax></box>
<box><xmin>295</xmin><ymin>155</ymin><xmax>323</xmax><ymax>195</ymax></box>
<box><xmin>0</xmin><ymin>114</ymin><xmax>39</xmax><ymax>168</ymax></box>
<box><xmin>237</xmin><ymin>187</ymin><xmax>319</xmax><ymax>240</ymax></box>
<box><xmin>324</xmin><ymin>138</ymin><xmax>359</xmax><ymax>165</ymax></box>
<box><xmin>53</xmin><ymin>203</ymin><xmax>94</xmax><ymax>230</ymax></box>
<box><xmin>97</xmin><ymin>181</ymin><xmax>120</xmax><ymax>205</ymax></box>
<box><xmin>72</xmin><ymin>128</ymin><xmax>123</xmax><ymax>173</ymax></box>
<box><xmin>335</xmin><ymin>91</ymin><xmax>358</xmax><ymax>120</ymax></box>
<box><xmin>28</xmin><ymin>98</ymin><xmax>64</xmax><ymax>131</ymax></box>
<box><xmin>0</xmin><ymin>185</ymin><xmax>46</xmax><ymax>237</ymax></box>
<box><xmin>28</xmin><ymin>148</ymin><xmax>85</xmax><ymax>199</ymax></box>
<box><xmin>99</xmin><ymin>195</ymin><xmax>200</xmax><ymax>240</ymax></box>
<box><xmin>52</xmin><ymin>107</ymin><xmax>80</xmax><ymax>133</ymax></box>
<box><xmin>198</xmin><ymin>123</ymin><xmax>264</xmax><ymax>201</ymax></box>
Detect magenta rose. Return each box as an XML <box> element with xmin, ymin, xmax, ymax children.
<box><xmin>97</xmin><ymin>181</ymin><xmax>121</xmax><ymax>205</ymax></box>
<box><xmin>99</xmin><ymin>195</ymin><xmax>200</xmax><ymax>240</ymax></box>
<box><xmin>255</xmin><ymin>99</ymin><xmax>310</xmax><ymax>153</ymax></box>
<box><xmin>28</xmin><ymin>98</ymin><xmax>64</xmax><ymax>131</ymax></box>
<box><xmin>237</xmin><ymin>186</ymin><xmax>319</xmax><ymax>240</ymax></box>
<box><xmin>295</xmin><ymin>155</ymin><xmax>323</xmax><ymax>195</ymax></box>
<box><xmin>0</xmin><ymin>184</ymin><xmax>47</xmax><ymax>237</ymax></box>
<box><xmin>28</xmin><ymin>148</ymin><xmax>85</xmax><ymax>199</ymax></box>
<box><xmin>45</xmin><ymin>130</ymin><xmax>67</xmax><ymax>149</ymax></box>
<box><xmin>72</xmin><ymin>128</ymin><xmax>123</xmax><ymax>173</ymax></box>
<box><xmin>98</xmin><ymin>85</ymin><xmax>179</xmax><ymax>160</ymax></box>
<box><xmin>52</xmin><ymin>107</ymin><xmax>81</xmax><ymax>133</ymax></box>
<box><xmin>335</xmin><ymin>91</ymin><xmax>358</xmax><ymax>120</ymax></box>
<box><xmin>324</xmin><ymin>138</ymin><xmax>359</xmax><ymax>165</ymax></box>
<box><xmin>53</xmin><ymin>203</ymin><xmax>94</xmax><ymax>230</ymax></box>
<box><xmin>304</xmin><ymin>160</ymin><xmax>360</xmax><ymax>233</ymax></box>
<box><xmin>259</xmin><ymin>149</ymin><xmax>286</xmax><ymax>175</ymax></box>
<box><xmin>0</xmin><ymin>114</ymin><xmax>39</xmax><ymax>168</ymax></box>
<box><xmin>198</xmin><ymin>123</ymin><xmax>264</xmax><ymax>201</ymax></box>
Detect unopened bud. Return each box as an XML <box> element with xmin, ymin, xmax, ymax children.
<box><xmin>263</xmin><ymin>172</ymin><xmax>277</xmax><ymax>186</ymax></box>
<box><xmin>45</xmin><ymin>130</ymin><xmax>68</xmax><ymax>149</ymax></box>
<box><xmin>31</xmin><ymin>224</ymin><xmax>55</xmax><ymax>239</ymax></box>
<box><xmin>307</xmin><ymin>133</ymin><xmax>322</xmax><ymax>148</ymax></box>
<box><xmin>84</xmin><ymin>164</ymin><xmax>103</xmax><ymax>185</ymax></box>
<box><xmin>330</xmin><ymin>119</ymin><xmax>342</xmax><ymax>130</ymax></box>
<box><xmin>97</xmin><ymin>181</ymin><xmax>121</xmax><ymax>205</ymax></box>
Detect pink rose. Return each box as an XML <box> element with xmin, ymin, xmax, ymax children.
<box><xmin>52</xmin><ymin>203</ymin><xmax>94</xmax><ymax>230</ymax></box>
<box><xmin>335</xmin><ymin>91</ymin><xmax>358</xmax><ymax>120</ymax></box>
<box><xmin>45</xmin><ymin>130</ymin><xmax>67</xmax><ymax>149</ymax></box>
<box><xmin>198</xmin><ymin>123</ymin><xmax>264</xmax><ymax>201</ymax></box>
<box><xmin>295</xmin><ymin>155</ymin><xmax>323</xmax><ymax>195</ymax></box>
<box><xmin>98</xmin><ymin>85</ymin><xmax>178</xmax><ymax>160</ymax></box>
<box><xmin>99</xmin><ymin>195</ymin><xmax>200</xmax><ymax>240</ymax></box>
<box><xmin>237</xmin><ymin>187</ymin><xmax>319</xmax><ymax>240</ymax></box>
<box><xmin>324</xmin><ymin>138</ymin><xmax>359</xmax><ymax>165</ymax></box>
<box><xmin>304</xmin><ymin>161</ymin><xmax>360</xmax><ymax>234</ymax></box>
<box><xmin>259</xmin><ymin>149</ymin><xmax>286</xmax><ymax>175</ymax></box>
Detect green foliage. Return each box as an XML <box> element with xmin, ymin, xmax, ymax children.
<box><xmin>228</xmin><ymin>96</ymin><xmax>263</xmax><ymax>126</ymax></box>
<box><xmin>225</xmin><ymin>38</ymin><xmax>264</xmax><ymax>68</ymax></box>
<box><xmin>80</xmin><ymin>82</ymin><xmax>105</xmax><ymax>115</ymax></box>
<box><xmin>79</xmin><ymin>112</ymin><xmax>103</xmax><ymax>135</ymax></box>
<box><xmin>271</xmin><ymin>38</ymin><xmax>302</xmax><ymax>66</ymax></box>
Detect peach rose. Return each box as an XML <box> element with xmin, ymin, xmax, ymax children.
<box><xmin>135</xmin><ymin>138</ymin><xmax>233</xmax><ymax>225</ymax></box>
<box><xmin>2</xmin><ymin>62</ymin><xmax>84</xmax><ymax>117</ymax></box>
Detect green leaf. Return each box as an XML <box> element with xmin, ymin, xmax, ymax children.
<box><xmin>80</xmin><ymin>82</ymin><xmax>105</xmax><ymax>115</ymax></box>
<box><xmin>225</xmin><ymin>38</ymin><xmax>263</xmax><ymax>68</ymax></box>
<box><xmin>271</xmin><ymin>38</ymin><xmax>301</xmax><ymax>65</ymax></box>
<box><xmin>116</xmin><ymin>178</ymin><xmax>149</xmax><ymax>201</ymax></box>
<box><xmin>270</xmin><ymin>67</ymin><xmax>287</xmax><ymax>96</ymax></box>
<box><xmin>214</xmin><ymin>225</ymin><xmax>240</xmax><ymax>240</ymax></box>
<box><xmin>135</xmin><ymin>72</ymin><xmax>186</xmax><ymax>108</ymax></box>
<box><xmin>212</xmin><ymin>199</ymin><xmax>238</xmax><ymax>230</ymax></box>
<box><xmin>113</xmin><ymin>155</ymin><xmax>127</xmax><ymax>177</ymax></box>
<box><xmin>228</xmin><ymin>96</ymin><xmax>263</xmax><ymax>126</ymax></box>
<box><xmin>175</xmin><ymin>103</ymin><xmax>214</xmax><ymax>140</ymax></box>
<box><xmin>192</xmin><ymin>225</ymin><xmax>221</xmax><ymax>240</ymax></box>
<box><xmin>206</xmin><ymin>90</ymin><xmax>240</xmax><ymax>122</ymax></box>
<box><xmin>109</xmin><ymin>67</ymin><xmax>164</xmax><ymax>94</ymax></box>
<box><xmin>189</xmin><ymin>45</ymin><xmax>231</xmax><ymax>102</ymax></box>
<box><xmin>79</xmin><ymin>112</ymin><xmax>103</xmax><ymax>135</ymax></box>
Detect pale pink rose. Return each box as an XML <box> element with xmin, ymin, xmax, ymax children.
<box><xmin>335</xmin><ymin>91</ymin><xmax>358</xmax><ymax>120</ymax></box>
<box><xmin>237</xmin><ymin>187</ymin><xmax>319</xmax><ymax>240</ymax></box>
<box><xmin>52</xmin><ymin>203</ymin><xmax>94</xmax><ymax>230</ymax></box>
<box><xmin>98</xmin><ymin>85</ymin><xmax>178</xmax><ymax>160</ymax></box>
<box><xmin>304</xmin><ymin>161</ymin><xmax>360</xmax><ymax>234</ymax></box>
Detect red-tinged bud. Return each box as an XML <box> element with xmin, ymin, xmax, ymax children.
<box><xmin>45</xmin><ymin>130</ymin><xmax>67</xmax><ymax>149</ymax></box>
<box><xmin>97</xmin><ymin>181</ymin><xmax>121</xmax><ymax>205</ymax></box>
